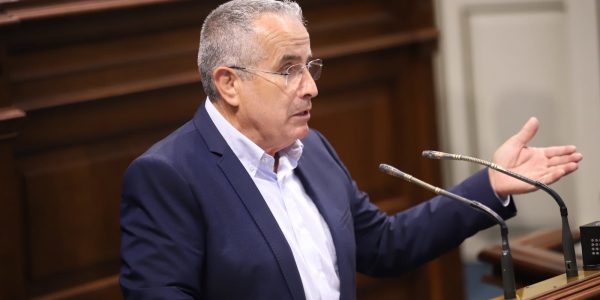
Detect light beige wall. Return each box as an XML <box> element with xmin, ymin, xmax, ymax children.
<box><xmin>434</xmin><ymin>0</ymin><xmax>600</xmax><ymax>261</ymax></box>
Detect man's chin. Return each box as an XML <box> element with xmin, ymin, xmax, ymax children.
<box><xmin>294</xmin><ymin>126</ymin><xmax>310</xmax><ymax>140</ymax></box>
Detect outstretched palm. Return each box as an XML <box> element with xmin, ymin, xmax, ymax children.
<box><xmin>489</xmin><ymin>117</ymin><xmax>583</xmax><ymax>198</ymax></box>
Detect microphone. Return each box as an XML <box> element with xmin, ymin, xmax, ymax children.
<box><xmin>379</xmin><ymin>163</ymin><xmax>517</xmax><ymax>300</ymax></box>
<box><xmin>422</xmin><ymin>150</ymin><xmax>579</xmax><ymax>278</ymax></box>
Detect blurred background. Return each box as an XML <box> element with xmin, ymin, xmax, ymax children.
<box><xmin>436</xmin><ymin>0</ymin><xmax>600</xmax><ymax>298</ymax></box>
<box><xmin>0</xmin><ymin>0</ymin><xmax>598</xmax><ymax>299</ymax></box>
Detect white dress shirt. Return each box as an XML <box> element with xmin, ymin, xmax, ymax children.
<box><xmin>205</xmin><ymin>99</ymin><xmax>340</xmax><ymax>300</ymax></box>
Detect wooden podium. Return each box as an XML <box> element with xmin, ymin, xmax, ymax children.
<box><xmin>492</xmin><ymin>270</ymin><xmax>600</xmax><ymax>299</ymax></box>
<box><xmin>480</xmin><ymin>229</ymin><xmax>600</xmax><ymax>299</ymax></box>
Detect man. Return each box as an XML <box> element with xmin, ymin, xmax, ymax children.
<box><xmin>119</xmin><ymin>1</ymin><xmax>583</xmax><ymax>299</ymax></box>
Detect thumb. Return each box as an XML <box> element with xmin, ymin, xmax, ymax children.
<box><xmin>510</xmin><ymin>117</ymin><xmax>539</xmax><ymax>146</ymax></box>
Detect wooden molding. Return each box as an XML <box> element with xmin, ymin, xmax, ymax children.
<box><xmin>317</xmin><ymin>27</ymin><xmax>438</xmax><ymax>59</ymax></box>
<box><xmin>0</xmin><ymin>0</ymin><xmax>182</xmax><ymax>24</ymax></box>
<box><xmin>0</xmin><ymin>106</ymin><xmax>25</xmax><ymax>140</ymax></box>
<box><xmin>31</xmin><ymin>275</ymin><xmax>119</xmax><ymax>300</ymax></box>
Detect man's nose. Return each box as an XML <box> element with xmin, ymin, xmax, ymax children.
<box><xmin>300</xmin><ymin>68</ymin><xmax>318</xmax><ymax>98</ymax></box>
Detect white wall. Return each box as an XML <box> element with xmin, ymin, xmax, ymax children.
<box><xmin>434</xmin><ymin>0</ymin><xmax>600</xmax><ymax>261</ymax></box>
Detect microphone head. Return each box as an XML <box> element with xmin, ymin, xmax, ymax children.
<box><xmin>379</xmin><ymin>163</ymin><xmax>404</xmax><ymax>179</ymax></box>
<box><xmin>422</xmin><ymin>150</ymin><xmax>445</xmax><ymax>159</ymax></box>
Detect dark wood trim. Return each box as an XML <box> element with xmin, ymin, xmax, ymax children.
<box><xmin>318</xmin><ymin>27</ymin><xmax>438</xmax><ymax>59</ymax></box>
<box><xmin>0</xmin><ymin>106</ymin><xmax>25</xmax><ymax>140</ymax></box>
<box><xmin>0</xmin><ymin>0</ymin><xmax>183</xmax><ymax>24</ymax></box>
<box><xmin>30</xmin><ymin>275</ymin><xmax>119</xmax><ymax>300</ymax></box>
<box><xmin>0</xmin><ymin>109</ymin><xmax>26</xmax><ymax>300</ymax></box>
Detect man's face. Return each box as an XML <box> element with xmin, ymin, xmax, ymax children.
<box><xmin>235</xmin><ymin>14</ymin><xmax>318</xmax><ymax>155</ymax></box>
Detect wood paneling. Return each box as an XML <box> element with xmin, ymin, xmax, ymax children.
<box><xmin>0</xmin><ymin>107</ymin><xmax>27</xmax><ymax>300</ymax></box>
<box><xmin>0</xmin><ymin>0</ymin><xmax>459</xmax><ymax>299</ymax></box>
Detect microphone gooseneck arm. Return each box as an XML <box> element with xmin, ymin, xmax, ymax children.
<box><xmin>379</xmin><ymin>163</ymin><xmax>517</xmax><ymax>300</ymax></box>
<box><xmin>422</xmin><ymin>150</ymin><xmax>578</xmax><ymax>278</ymax></box>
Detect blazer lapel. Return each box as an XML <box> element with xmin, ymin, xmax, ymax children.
<box><xmin>193</xmin><ymin>103</ymin><xmax>305</xmax><ymax>300</ymax></box>
<box><xmin>295</xmin><ymin>163</ymin><xmax>356</xmax><ymax>300</ymax></box>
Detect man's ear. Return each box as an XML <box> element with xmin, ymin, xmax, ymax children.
<box><xmin>213</xmin><ymin>67</ymin><xmax>241</xmax><ymax>106</ymax></box>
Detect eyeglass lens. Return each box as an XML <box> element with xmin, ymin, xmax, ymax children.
<box><xmin>288</xmin><ymin>60</ymin><xmax>322</xmax><ymax>85</ymax></box>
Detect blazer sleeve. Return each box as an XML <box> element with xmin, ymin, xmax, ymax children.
<box><xmin>311</xmin><ymin>130</ymin><xmax>517</xmax><ymax>277</ymax></box>
<box><xmin>355</xmin><ymin>169</ymin><xmax>516</xmax><ymax>276</ymax></box>
<box><xmin>120</xmin><ymin>155</ymin><xmax>204</xmax><ymax>300</ymax></box>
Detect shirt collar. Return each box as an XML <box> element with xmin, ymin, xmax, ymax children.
<box><xmin>205</xmin><ymin>98</ymin><xmax>304</xmax><ymax>176</ymax></box>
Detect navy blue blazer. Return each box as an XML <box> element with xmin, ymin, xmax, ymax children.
<box><xmin>120</xmin><ymin>102</ymin><xmax>516</xmax><ymax>300</ymax></box>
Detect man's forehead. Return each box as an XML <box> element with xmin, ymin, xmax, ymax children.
<box><xmin>253</xmin><ymin>13</ymin><xmax>309</xmax><ymax>42</ymax></box>
<box><xmin>252</xmin><ymin>14</ymin><xmax>312</xmax><ymax>64</ymax></box>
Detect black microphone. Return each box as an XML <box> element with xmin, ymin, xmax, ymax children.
<box><xmin>422</xmin><ymin>150</ymin><xmax>578</xmax><ymax>278</ymax></box>
<box><xmin>379</xmin><ymin>163</ymin><xmax>517</xmax><ymax>300</ymax></box>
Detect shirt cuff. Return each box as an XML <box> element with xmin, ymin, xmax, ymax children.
<box><xmin>494</xmin><ymin>191</ymin><xmax>512</xmax><ymax>207</ymax></box>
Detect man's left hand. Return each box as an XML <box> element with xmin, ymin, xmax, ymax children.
<box><xmin>489</xmin><ymin>117</ymin><xmax>583</xmax><ymax>198</ymax></box>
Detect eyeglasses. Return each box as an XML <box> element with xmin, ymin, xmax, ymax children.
<box><xmin>229</xmin><ymin>59</ymin><xmax>323</xmax><ymax>86</ymax></box>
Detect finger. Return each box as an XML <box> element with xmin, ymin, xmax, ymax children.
<box><xmin>540</xmin><ymin>168</ymin><xmax>566</xmax><ymax>185</ymax></box>
<box><xmin>561</xmin><ymin>161</ymin><xmax>580</xmax><ymax>175</ymax></box>
<box><xmin>511</xmin><ymin>117</ymin><xmax>539</xmax><ymax>146</ymax></box>
<box><xmin>543</xmin><ymin>145</ymin><xmax>577</xmax><ymax>157</ymax></box>
<box><xmin>547</xmin><ymin>152</ymin><xmax>584</xmax><ymax>167</ymax></box>
<box><xmin>540</xmin><ymin>162</ymin><xmax>579</xmax><ymax>185</ymax></box>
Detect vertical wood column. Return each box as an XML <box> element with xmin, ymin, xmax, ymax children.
<box><xmin>0</xmin><ymin>34</ymin><xmax>27</xmax><ymax>300</ymax></box>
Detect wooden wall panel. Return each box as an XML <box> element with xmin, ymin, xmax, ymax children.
<box><xmin>0</xmin><ymin>0</ymin><xmax>460</xmax><ymax>299</ymax></box>
<box><xmin>24</xmin><ymin>143</ymin><xmax>130</xmax><ymax>280</ymax></box>
<box><xmin>0</xmin><ymin>107</ymin><xmax>27</xmax><ymax>300</ymax></box>
<box><xmin>312</xmin><ymin>84</ymin><xmax>394</xmax><ymax>192</ymax></box>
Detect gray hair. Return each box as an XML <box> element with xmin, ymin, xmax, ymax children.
<box><xmin>198</xmin><ymin>0</ymin><xmax>305</xmax><ymax>101</ymax></box>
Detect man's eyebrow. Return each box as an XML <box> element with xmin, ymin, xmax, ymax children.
<box><xmin>278</xmin><ymin>55</ymin><xmax>302</xmax><ymax>65</ymax></box>
<box><xmin>278</xmin><ymin>54</ymin><xmax>313</xmax><ymax>65</ymax></box>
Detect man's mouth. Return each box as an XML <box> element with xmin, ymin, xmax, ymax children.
<box><xmin>294</xmin><ymin>109</ymin><xmax>311</xmax><ymax>117</ymax></box>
